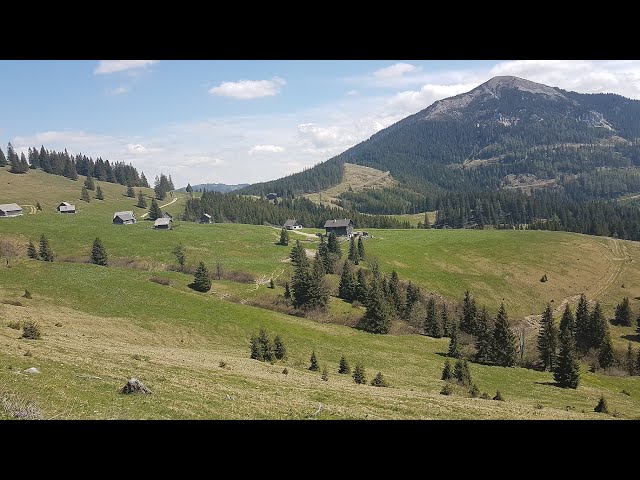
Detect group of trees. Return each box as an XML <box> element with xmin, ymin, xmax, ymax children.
<box><xmin>154</xmin><ymin>173</ymin><xmax>174</xmax><ymax>201</ymax></box>
<box><xmin>1</xmin><ymin>143</ymin><xmax>29</xmax><ymax>173</ymax></box>
<box><xmin>289</xmin><ymin>240</ymin><xmax>329</xmax><ymax>312</ymax></box>
<box><xmin>27</xmin><ymin>235</ymin><xmax>54</xmax><ymax>262</ymax></box>
<box><xmin>249</xmin><ymin>329</ymin><xmax>286</xmax><ymax>362</ymax></box>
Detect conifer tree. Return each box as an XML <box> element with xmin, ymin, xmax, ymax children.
<box><xmin>250</xmin><ymin>335</ymin><xmax>263</xmax><ymax>361</ymax></box>
<box><xmin>424</xmin><ymin>298</ymin><xmax>443</xmax><ymax>338</ymax></box>
<box><xmin>357</xmin><ymin>236</ymin><xmax>365</xmax><ymax>260</ymax></box>
<box><xmin>590</xmin><ymin>302</ymin><xmax>607</xmax><ymax>349</ymax></box>
<box><xmin>172</xmin><ymin>243</ymin><xmax>186</xmax><ymax>271</ymax></box>
<box><xmin>289</xmin><ymin>240</ymin><xmax>308</xmax><ymax>267</ymax></box>
<box><xmin>279</xmin><ymin>228</ymin><xmax>289</xmax><ymax>246</ymax></box>
<box><xmin>38</xmin><ymin>234</ymin><xmax>54</xmax><ymax>262</ymax></box>
<box><xmin>491</xmin><ymin>303</ymin><xmax>517</xmax><ymax>367</ymax></box>
<box><xmin>447</xmin><ymin>324</ymin><xmax>460</xmax><ymax>358</ymax></box>
<box><xmin>137</xmin><ymin>191</ymin><xmax>147</xmax><ymax>208</ymax></box>
<box><xmin>598</xmin><ymin>331</ymin><xmax>616</xmax><ymax>369</ymax></box>
<box><xmin>538</xmin><ymin>303</ymin><xmax>558</xmax><ymax>371</ymax></box>
<box><xmin>370</xmin><ymin>372</ymin><xmax>388</xmax><ymax>387</ymax></box>
<box><xmin>306</xmin><ymin>260</ymin><xmax>329</xmax><ymax>311</ymax></box>
<box><xmin>575</xmin><ymin>294</ymin><xmax>590</xmax><ymax>353</ymax></box>
<box><xmin>614</xmin><ymin>297</ymin><xmax>632</xmax><ymax>326</ymax></box>
<box><xmin>274</xmin><ymin>335</ymin><xmax>286</xmax><ymax>360</ymax></box>
<box><xmin>348</xmin><ymin>237</ymin><xmax>359</xmax><ymax>265</ymax></box>
<box><xmin>0</xmin><ymin>147</ymin><xmax>6</xmax><ymax>167</ymax></box>
<box><xmin>338</xmin><ymin>355</ymin><xmax>351</xmax><ymax>374</ymax></box>
<box><xmin>423</xmin><ymin>212</ymin><xmax>431</xmax><ymax>229</ymax></box>
<box><xmin>84</xmin><ymin>175</ymin><xmax>95</xmax><ymax>191</ymax></box>
<box><xmin>352</xmin><ymin>363</ymin><xmax>366</xmax><ymax>384</ymax></box>
<box><xmin>559</xmin><ymin>303</ymin><xmax>576</xmax><ymax>333</ymax></box>
<box><xmin>441</xmin><ymin>359</ymin><xmax>453</xmax><ymax>380</ymax></box>
<box><xmin>35</xmin><ymin>202</ymin><xmax>42</xmax><ymax>211</ymax></box>
<box><xmin>338</xmin><ymin>260</ymin><xmax>356</xmax><ymax>302</ymax></box>
<box><xmin>594</xmin><ymin>395</ymin><xmax>608</xmax><ymax>413</ymax></box>
<box><xmin>321</xmin><ymin>366</ymin><xmax>329</xmax><ymax>381</ymax></box>
<box><xmin>191</xmin><ymin>261</ymin><xmax>211</xmax><ymax>292</ymax></box>
<box><xmin>355</xmin><ymin>268</ymin><xmax>369</xmax><ymax>303</ymax></box>
<box><xmin>460</xmin><ymin>290</ymin><xmax>477</xmax><ymax>335</ymax></box>
<box><xmin>126</xmin><ymin>185</ymin><xmax>135</xmax><ymax>197</ymax></box>
<box><xmin>148</xmin><ymin>198</ymin><xmax>163</xmax><ymax>220</ymax></box>
<box><xmin>90</xmin><ymin>237</ymin><xmax>108</xmax><ymax>266</ymax></box>
<box><xmin>475</xmin><ymin>307</ymin><xmax>493</xmax><ymax>363</ymax></box>
<box><xmin>625</xmin><ymin>342</ymin><xmax>635</xmax><ymax>376</ymax></box>
<box><xmin>327</xmin><ymin>231</ymin><xmax>341</xmax><ymax>258</ymax></box>
<box><xmin>362</xmin><ymin>279</ymin><xmax>392</xmax><ymax>334</ymax></box>
<box><xmin>454</xmin><ymin>359</ymin><xmax>472</xmax><ymax>386</ymax></box>
<box><xmin>404</xmin><ymin>282</ymin><xmax>421</xmax><ymax>318</ymax></box>
<box><xmin>309</xmin><ymin>350</ymin><xmax>319</xmax><ymax>371</ymax></box>
<box><xmin>81</xmin><ymin>185</ymin><xmax>90</xmax><ymax>202</ymax></box>
<box><xmin>493</xmin><ymin>391</ymin><xmax>505</xmax><ymax>401</ymax></box>
<box><xmin>27</xmin><ymin>240</ymin><xmax>38</xmax><ymax>259</ymax></box>
<box><xmin>469</xmin><ymin>384</ymin><xmax>480</xmax><ymax>397</ymax></box>
<box><xmin>95</xmin><ymin>185</ymin><xmax>104</xmax><ymax>200</ymax></box>
<box><xmin>316</xmin><ymin>235</ymin><xmax>334</xmax><ymax>274</ymax></box>
<box><xmin>269</xmin><ymin>278</ymin><xmax>275</xmax><ymax>289</ymax></box>
<box><xmin>554</xmin><ymin>324</ymin><xmax>581</xmax><ymax>389</ymax></box>
<box><xmin>284</xmin><ymin>282</ymin><xmax>291</xmax><ymax>302</ymax></box>
<box><xmin>388</xmin><ymin>270</ymin><xmax>403</xmax><ymax>315</ymax></box>
<box><xmin>185</xmin><ymin>183</ymin><xmax>193</xmax><ymax>194</ymax></box>
<box><xmin>258</xmin><ymin>329</ymin><xmax>274</xmax><ymax>362</ymax></box>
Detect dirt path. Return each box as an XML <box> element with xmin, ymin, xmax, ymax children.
<box><xmin>271</xmin><ymin>226</ymin><xmax>319</xmax><ymax>240</ymax></box>
<box><xmin>141</xmin><ymin>195</ymin><xmax>180</xmax><ymax>219</ymax></box>
<box><xmin>591</xmin><ymin>238</ymin><xmax>631</xmax><ymax>300</ymax></box>
<box><xmin>252</xmin><ymin>267</ymin><xmax>286</xmax><ymax>291</ymax></box>
<box><xmin>20</xmin><ymin>204</ymin><xmax>36</xmax><ymax>215</ymax></box>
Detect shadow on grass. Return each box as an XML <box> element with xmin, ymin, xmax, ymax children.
<box><xmin>534</xmin><ymin>381</ymin><xmax>570</xmax><ymax>389</ymax></box>
<box><xmin>622</xmin><ymin>334</ymin><xmax>640</xmax><ymax>343</ymax></box>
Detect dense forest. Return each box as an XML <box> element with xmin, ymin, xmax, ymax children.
<box><xmin>0</xmin><ymin>142</ymin><xmax>149</xmax><ymax>188</ymax></box>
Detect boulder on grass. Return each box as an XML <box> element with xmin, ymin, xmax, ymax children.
<box><xmin>120</xmin><ymin>377</ymin><xmax>151</xmax><ymax>395</ymax></box>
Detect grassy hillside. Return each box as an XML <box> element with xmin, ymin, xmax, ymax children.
<box><xmin>1</xmin><ymin>167</ymin><xmax>639</xmax><ymax>419</ymax></box>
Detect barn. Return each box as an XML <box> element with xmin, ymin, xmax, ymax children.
<box><xmin>113</xmin><ymin>211</ymin><xmax>137</xmax><ymax>225</ymax></box>
<box><xmin>324</xmin><ymin>218</ymin><xmax>353</xmax><ymax>237</ymax></box>
<box><xmin>284</xmin><ymin>219</ymin><xmax>303</xmax><ymax>230</ymax></box>
<box><xmin>57</xmin><ymin>202</ymin><xmax>76</xmax><ymax>214</ymax></box>
<box><xmin>154</xmin><ymin>218</ymin><xmax>172</xmax><ymax>230</ymax></box>
<box><xmin>200</xmin><ymin>213</ymin><xmax>212</xmax><ymax>224</ymax></box>
<box><xmin>0</xmin><ymin>203</ymin><xmax>23</xmax><ymax>217</ymax></box>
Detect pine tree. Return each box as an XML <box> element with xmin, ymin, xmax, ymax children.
<box><xmin>284</xmin><ymin>282</ymin><xmax>291</xmax><ymax>302</ymax></box>
<box><xmin>594</xmin><ymin>395</ymin><xmax>609</xmax><ymax>413</ymax></box>
<box><xmin>172</xmin><ymin>243</ymin><xmax>186</xmax><ymax>271</ymax></box>
<box><xmin>191</xmin><ymin>261</ymin><xmax>211</xmax><ymax>292</ymax></box>
<box><xmin>362</xmin><ymin>279</ymin><xmax>392</xmax><ymax>334</ymax></box>
<box><xmin>559</xmin><ymin>303</ymin><xmax>576</xmax><ymax>333</ymax></box>
<box><xmin>148</xmin><ymin>198</ymin><xmax>163</xmax><ymax>220</ymax></box>
<box><xmin>447</xmin><ymin>324</ymin><xmax>460</xmax><ymax>358</ymax></box>
<box><xmin>279</xmin><ymin>228</ymin><xmax>289</xmax><ymax>246</ymax></box>
<box><xmin>598</xmin><ymin>331</ymin><xmax>616</xmax><ymax>369</ymax></box>
<box><xmin>306</xmin><ymin>260</ymin><xmax>329</xmax><ymax>311</ymax></box>
<box><xmin>460</xmin><ymin>290</ymin><xmax>477</xmax><ymax>335</ymax></box>
<box><xmin>38</xmin><ymin>234</ymin><xmax>54</xmax><ymax>262</ymax></box>
<box><xmin>357</xmin><ymin>236</ymin><xmax>365</xmax><ymax>261</ymax></box>
<box><xmin>258</xmin><ymin>329</ymin><xmax>274</xmax><ymax>362</ymax></box>
<box><xmin>625</xmin><ymin>342</ymin><xmax>635</xmax><ymax>376</ymax></box>
<box><xmin>348</xmin><ymin>237</ymin><xmax>359</xmax><ymax>265</ymax></box>
<box><xmin>327</xmin><ymin>231</ymin><xmax>341</xmax><ymax>258</ymax></box>
<box><xmin>81</xmin><ymin>185</ymin><xmax>90</xmax><ymax>202</ymax></box>
<box><xmin>491</xmin><ymin>303</ymin><xmax>517</xmax><ymax>367</ymax></box>
<box><xmin>321</xmin><ymin>366</ymin><xmax>329</xmax><ymax>381</ymax></box>
<box><xmin>475</xmin><ymin>307</ymin><xmax>493</xmax><ymax>363</ymax></box>
<box><xmin>90</xmin><ymin>237</ymin><xmax>108</xmax><ymax>266</ymax></box>
<box><xmin>137</xmin><ymin>191</ymin><xmax>147</xmax><ymax>208</ymax></box>
<box><xmin>454</xmin><ymin>359</ymin><xmax>472</xmax><ymax>386</ymax></box>
<box><xmin>338</xmin><ymin>355</ymin><xmax>351</xmax><ymax>374</ymax></box>
<box><xmin>370</xmin><ymin>372</ymin><xmax>388</xmax><ymax>387</ymax></box>
<box><xmin>538</xmin><ymin>303</ymin><xmax>558</xmax><ymax>371</ymax></box>
<box><xmin>274</xmin><ymin>335</ymin><xmax>286</xmax><ymax>360</ymax></box>
<box><xmin>554</xmin><ymin>325</ymin><xmax>581</xmax><ymax>389</ymax></box>
<box><xmin>309</xmin><ymin>350</ymin><xmax>319</xmax><ymax>371</ymax></box>
<box><xmin>95</xmin><ymin>185</ymin><xmax>104</xmax><ymax>200</ymax></box>
<box><xmin>614</xmin><ymin>297</ymin><xmax>632</xmax><ymax>326</ymax></box>
<box><xmin>575</xmin><ymin>294</ymin><xmax>590</xmax><ymax>353</ymax></box>
<box><xmin>126</xmin><ymin>185</ymin><xmax>135</xmax><ymax>197</ymax></box>
<box><xmin>338</xmin><ymin>260</ymin><xmax>356</xmax><ymax>302</ymax></box>
<box><xmin>27</xmin><ymin>240</ymin><xmax>38</xmax><ymax>259</ymax></box>
<box><xmin>84</xmin><ymin>175</ymin><xmax>95</xmax><ymax>191</ymax></box>
<box><xmin>441</xmin><ymin>359</ymin><xmax>453</xmax><ymax>380</ymax></box>
<box><xmin>352</xmin><ymin>363</ymin><xmax>366</xmax><ymax>384</ymax></box>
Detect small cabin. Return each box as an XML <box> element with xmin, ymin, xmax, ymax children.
<box><xmin>154</xmin><ymin>218</ymin><xmax>172</xmax><ymax>230</ymax></box>
<box><xmin>324</xmin><ymin>218</ymin><xmax>353</xmax><ymax>237</ymax></box>
<box><xmin>0</xmin><ymin>203</ymin><xmax>23</xmax><ymax>217</ymax></box>
<box><xmin>57</xmin><ymin>202</ymin><xmax>76</xmax><ymax>214</ymax></box>
<box><xmin>113</xmin><ymin>211</ymin><xmax>137</xmax><ymax>225</ymax></box>
<box><xmin>284</xmin><ymin>219</ymin><xmax>303</xmax><ymax>230</ymax></box>
<box><xmin>200</xmin><ymin>213</ymin><xmax>212</xmax><ymax>224</ymax></box>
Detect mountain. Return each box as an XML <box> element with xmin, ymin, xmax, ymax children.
<box><xmin>177</xmin><ymin>182</ymin><xmax>249</xmax><ymax>193</ymax></box>
<box><xmin>239</xmin><ymin>76</ymin><xmax>640</xmax><ymax>197</ymax></box>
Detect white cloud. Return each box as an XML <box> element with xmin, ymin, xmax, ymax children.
<box><xmin>94</xmin><ymin>60</ymin><xmax>158</xmax><ymax>75</ymax></box>
<box><xmin>373</xmin><ymin>63</ymin><xmax>420</xmax><ymax>78</ymax></box>
<box><xmin>107</xmin><ymin>86</ymin><xmax>130</xmax><ymax>95</ymax></box>
<box><xmin>209</xmin><ymin>77</ymin><xmax>286</xmax><ymax>100</ymax></box>
<box><xmin>249</xmin><ymin>144</ymin><xmax>285</xmax><ymax>154</ymax></box>
<box><xmin>346</xmin><ymin>89</ymin><xmax>359</xmax><ymax>96</ymax></box>
<box><xmin>297</xmin><ymin>123</ymin><xmax>358</xmax><ymax>149</ymax></box>
<box><xmin>127</xmin><ymin>143</ymin><xmax>163</xmax><ymax>155</ymax></box>
<box><xmin>386</xmin><ymin>82</ymin><xmax>480</xmax><ymax>116</ymax></box>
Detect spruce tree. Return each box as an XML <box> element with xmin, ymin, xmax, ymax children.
<box><xmin>388</xmin><ymin>270</ymin><xmax>403</xmax><ymax>315</ymax></box>
<box><xmin>469</xmin><ymin>384</ymin><xmax>480</xmax><ymax>398</ymax></box>
<box><xmin>38</xmin><ymin>234</ymin><xmax>54</xmax><ymax>262</ymax></box>
<box><xmin>370</xmin><ymin>372</ymin><xmax>388</xmax><ymax>387</ymax></box>
<box><xmin>279</xmin><ymin>228</ymin><xmax>289</xmax><ymax>246</ymax></box>
<box><xmin>84</xmin><ymin>175</ymin><xmax>95</xmax><ymax>191</ymax></box>
<box><xmin>559</xmin><ymin>303</ymin><xmax>576</xmax><ymax>333</ymax></box>
<box><xmin>126</xmin><ymin>185</ymin><xmax>135</xmax><ymax>197</ymax></box>
<box><xmin>362</xmin><ymin>279</ymin><xmax>392</xmax><ymax>334</ymax></box>
<box><xmin>289</xmin><ymin>240</ymin><xmax>308</xmax><ymax>267</ymax></box>
<box><xmin>316</xmin><ymin>236</ymin><xmax>334</xmax><ymax>274</ymax></box>
<box><xmin>137</xmin><ymin>191</ymin><xmax>147</xmax><ymax>208</ymax></box>
<box><xmin>357</xmin><ymin>236</ymin><xmax>365</xmax><ymax>261</ymax></box>
<box><xmin>352</xmin><ymin>363</ymin><xmax>366</xmax><ymax>384</ymax></box>
<box><xmin>81</xmin><ymin>185</ymin><xmax>90</xmax><ymax>202</ymax></box>
<box><xmin>594</xmin><ymin>395</ymin><xmax>609</xmax><ymax>413</ymax></box>
<box><xmin>538</xmin><ymin>303</ymin><xmax>558</xmax><ymax>371</ymax></box>
<box><xmin>424</xmin><ymin>298</ymin><xmax>443</xmax><ymax>338</ymax></box>
<box><xmin>250</xmin><ymin>335</ymin><xmax>263</xmax><ymax>361</ymax></box>
<box><xmin>355</xmin><ymin>268</ymin><xmax>369</xmax><ymax>303</ymax></box>
<box><xmin>191</xmin><ymin>261</ymin><xmax>211</xmax><ymax>292</ymax></box>
<box><xmin>95</xmin><ymin>185</ymin><xmax>104</xmax><ymax>200</ymax></box>
<box><xmin>27</xmin><ymin>240</ymin><xmax>38</xmax><ymax>259</ymax></box>
<box><xmin>0</xmin><ymin>148</ymin><xmax>5</xmax><ymax>167</ymax></box>
<box><xmin>338</xmin><ymin>260</ymin><xmax>356</xmax><ymax>302</ymax></box>
<box><xmin>258</xmin><ymin>329</ymin><xmax>274</xmax><ymax>362</ymax></box>
<box><xmin>575</xmin><ymin>294</ymin><xmax>590</xmax><ymax>353</ymax></box>
<box><xmin>590</xmin><ymin>302</ymin><xmax>607</xmax><ymax>349</ymax></box>
<box><xmin>441</xmin><ymin>359</ymin><xmax>453</xmax><ymax>380</ymax></box>
<box><xmin>321</xmin><ymin>366</ymin><xmax>329</xmax><ymax>381</ymax></box>
<box><xmin>447</xmin><ymin>324</ymin><xmax>460</xmax><ymax>358</ymax></box>
<box><xmin>172</xmin><ymin>243</ymin><xmax>186</xmax><ymax>271</ymax></box>
<box><xmin>404</xmin><ymin>282</ymin><xmax>421</xmax><ymax>318</ymax></box>
<box><xmin>284</xmin><ymin>282</ymin><xmax>291</xmax><ymax>302</ymax></box>
<box><xmin>598</xmin><ymin>331</ymin><xmax>616</xmax><ymax>369</ymax></box>
<box><xmin>306</xmin><ymin>260</ymin><xmax>329</xmax><ymax>311</ymax></box>
<box><xmin>309</xmin><ymin>350</ymin><xmax>319</xmax><ymax>371</ymax></box>
<box><xmin>475</xmin><ymin>307</ymin><xmax>493</xmax><ymax>363</ymax></box>
<box><xmin>348</xmin><ymin>237</ymin><xmax>359</xmax><ymax>265</ymax></box>
<box><xmin>423</xmin><ymin>212</ymin><xmax>431</xmax><ymax>229</ymax></box>
<box><xmin>338</xmin><ymin>355</ymin><xmax>351</xmax><ymax>374</ymax></box>
<box><xmin>554</xmin><ymin>325</ymin><xmax>581</xmax><ymax>389</ymax></box>
<box><xmin>614</xmin><ymin>297</ymin><xmax>632</xmax><ymax>326</ymax></box>
<box><xmin>185</xmin><ymin>183</ymin><xmax>193</xmax><ymax>194</ymax></box>
<box><xmin>148</xmin><ymin>198</ymin><xmax>163</xmax><ymax>220</ymax></box>
<box><xmin>327</xmin><ymin>231</ymin><xmax>341</xmax><ymax>258</ymax></box>
<box><xmin>454</xmin><ymin>359</ymin><xmax>472</xmax><ymax>386</ymax></box>
<box><xmin>274</xmin><ymin>335</ymin><xmax>286</xmax><ymax>360</ymax></box>
<box><xmin>460</xmin><ymin>290</ymin><xmax>477</xmax><ymax>335</ymax></box>
<box><xmin>90</xmin><ymin>237</ymin><xmax>108</xmax><ymax>266</ymax></box>
<box><xmin>491</xmin><ymin>303</ymin><xmax>517</xmax><ymax>367</ymax></box>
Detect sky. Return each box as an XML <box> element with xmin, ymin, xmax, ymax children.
<box><xmin>1</xmin><ymin>60</ymin><xmax>639</xmax><ymax>188</ymax></box>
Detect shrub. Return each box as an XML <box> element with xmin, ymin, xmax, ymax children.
<box><xmin>219</xmin><ymin>361</ymin><xmax>227</xmax><ymax>368</ymax></box>
<box><xmin>309</xmin><ymin>350</ymin><xmax>319</xmax><ymax>371</ymax></box>
<box><xmin>440</xmin><ymin>383</ymin><xmax>453</xmax><ymax>396</ymax></box>
<box><xmin>149</xmin><ymin>276</ymin><xmax>171</xmax><ymax>286</ymax></box>
<box><xmin>370</xmin><ymin>372</ymin><xmax>389</xmax><ymax>387</ymax></box>
<box><xmin>282</xmin><ymin>368</ymin><xmax>288</xmax><ymax>375</ymax></box>
<box><xmin>540</xmin><ymin>274</ymin><xmax>548</xmax><ymax>282</ymax></box>
<box><xmin>481</xmin><ymin>392</ymin><xmax>490</xmax><ymax>400</ymax></box>
<box><xmin>22</xmin><ymin>321</ymin><xmax>41</xmax><ymax>340</ymax></box>
<box><xmin>274</xmin><ymin>335</ymin><xmax>286</xmax><ymax>360</ymax></box>
<box><xmin>223</xmin><ymin>269</ymin><xmax>255</xmax><ymax>284</ymax></box>
<box><xmin>7</xmin><ymin>321</ymin><xmax>21</xmax><ymax>330</ymax></box>
<box><xmin>594</xmin><ymin>395</ymin><xmax>609</xmax><ymax>413</ymax></box>
<box><xmin>22</xmin><ymin>290</ymin><xmax>32</xmax><ymax>299</ymax></box>
<box><xmin>441</xmin><ymin>359</ymin><xmax>453</xmax><ymax>381</ymax></box>
<box><xmin>321</xmin><ymin>366</ymin><xmax>329</xmax><ymax>381</ymax></box>
<box><xmin>493</xmin><ymin>390</ymin><xmax>504</xmax><ymax>401</ymax></box>
<box><xmin>469</xmin><ymin>383</ymin><xmax>480</xmax><ymax>398</ymax></box>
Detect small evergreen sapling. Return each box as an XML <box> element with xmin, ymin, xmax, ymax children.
<box><xmin>370</xmin><ymin>372</ymin><xmax>388</xmax><ymax>387</ymax></box>
<box><xmin>321</xmin><ymin>366</ymin><xmax>329</xmax><ymax>381</ymax></box>
<box><xmin>352</xmin><ymin>363</ymin><xmax>366</xmax><ymax>384</ymax></box>
<box><xmin>90</xmin><ymin>237</ymin><xmax>108</xmax><ymax>266</ymax></box>
<box><xmin>191</xmin><ymin>261</ymin><xmax>212</xmax><ymax>292</ymax></box>
<box><xmin>27</xmin><ymin>240</ymin><xmax>38</xmax><ymax>259</ymax></box>
<box><xmin>441</xmin><ymin>359</ymin><xmax>453</xmax><ymax>381</ymax></box>
<box><xmin>95</xmin><ymin>185</ymin><xmax>104</xmax><ymax>200</ymax></box>
<box><xmin>594</xmin><ymin>395</ymin><xmax>609</xmax><ymax>413</ymax></box>
<box><xmin>338</xmin><ymin>355</ymin><xmax>350</xmax><ymax>374</ymax></box>
<box><xmin>309</xmin><ymin>350</ymin><xmax>319</xmax><ymax>371</ymax></box>
<box><xmin>493</xmin><ymin>390</ymin><xmax>504</xmax><ymax>401</ymax></box>
<box><xmin>274</xmin><ymin>335</ymin><xmax>286</xmax><ymax>360</ymax></box>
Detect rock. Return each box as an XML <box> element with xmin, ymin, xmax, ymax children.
<box><xmin>23</xmin><ymin>367</ymin><xmax>40</xmax><ymax>374</ymax></box>
<box><xmin>120</xmin><ymin>377</ymin><xmax>151</xmax><ymax>395</ymax></box>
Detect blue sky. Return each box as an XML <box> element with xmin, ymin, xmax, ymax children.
<box><xmin>1</xmin><ymin>60</ymin><xmax>639</xmax><ymax>187</ymax></box>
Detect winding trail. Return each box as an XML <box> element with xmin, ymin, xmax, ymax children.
<box><xmin>141</xmin><ymin>195</ymin><xmax>180</xmax><ymax>219</ymax></box>
<box><xmin>20</xmin><ymin>204</ymin><xmax>36</xmax><ymax>215</ymax></box>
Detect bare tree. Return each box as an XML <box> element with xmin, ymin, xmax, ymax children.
<box><xmin>216</xmin><ymin>259</ymin><xmax>223</xmax><ymax>280</ymax></box>
<box><xmin>0</xmin><ymin>239</ymin><xmax>20</xmax><ymax>267</ymax></box>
